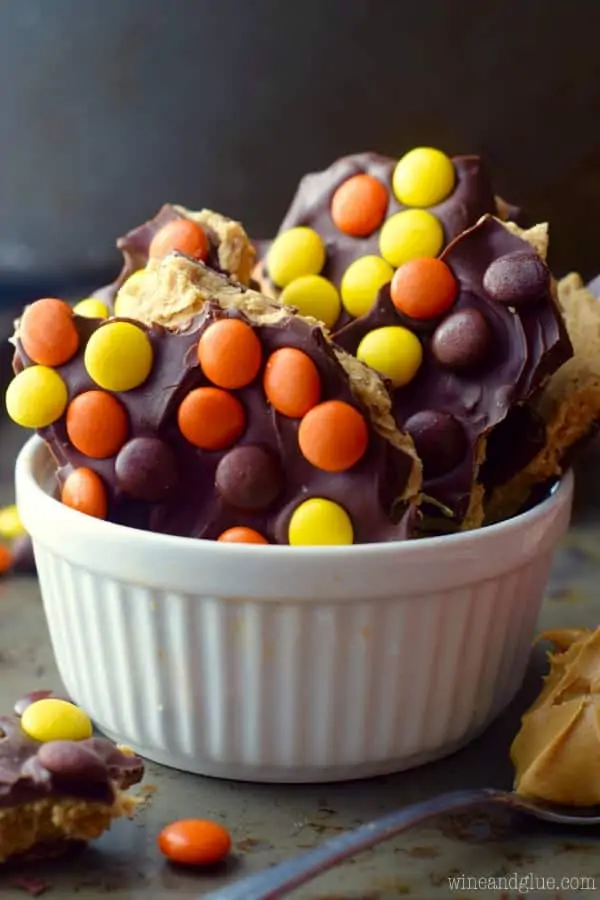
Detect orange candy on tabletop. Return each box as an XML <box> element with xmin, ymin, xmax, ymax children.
<box><xmin>20</xmin><ymin>298</ymin><xmax>79</xmax><ymax>367</ymax></box>
<box><xmin>158</xmin><ymin>818</ymin><xmax>232</xmax><ymax>867</ymax></box>
<box><xmin>298</xmin><ymin>400</ymin><xmax>369</xmax><ymax>472</ymax></box>
<box><xmin>330</xmin><ymin>174</ymin><xmax>389</xmax><ymax>237</ymax></box>
<box><xmin>66</xmin><ymin>391</ymin><xmax>129</xmax><ymax>459</ymax></box>
<box><xmin>0</xmin><ymin>545</ymin><xmax>13</xmax><ymax>575</ymax></box>
<box><xmin>263</xmin><ymin>347</ymin><xmax>321</xmax><ymax>418</ymax></box>
<box><xmin>61</xmin><ymin>468</ymin><xmax>108</xmax><ymax>519</ymax></box>
<box><xmin>217</xmin><ymin>527</ymin><xmax>269</xmax><ymax>544</ymax></box>
<box><xmin>149</xmin><ymin>218</ymin><xmax>209</xmax><ymax>262</ymax></box>
<box><xmin>178</xmin><ymin>387</ymin><xmax>246</xmax><ymax>451</ymax></box>
<box><xmin>390</xmin><ymin>257</ymin><xmax>458</xmax><ymax>320</ymax></box>
<box><xmin>197</xmin><ymin>319</ymin><xmax>263</xmax><ymax>389</ymax></box>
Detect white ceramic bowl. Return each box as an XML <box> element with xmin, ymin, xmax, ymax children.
<box><xmin>16</xmin><ymin>435</ymin><xmax>573</xmax><ymax>783</ymax></box>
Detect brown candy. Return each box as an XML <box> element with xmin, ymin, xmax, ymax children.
<box><xmin>115</xmin><ymin>436</ymin><xmax>179</xmax><ymax>501</ymax></box>
<box><xmin>404</xmin><ymin>410</ymin><xmax>468</xmax><ymax>479</ymax></box>
<box><xmin>483</xmin><ymin>250</ymin><xmax>550</xmax><ymax>305</ymax></box>
<box><xmin>431</xmin><ymin>307</ymin><xmax>491</xmax><ymax>372</ymax></box>
<box><xmin>37</xmin><ymin>740</ymin><xmax>109</xmax><ymax>783</ymax></box>
<box><xmin>215</xmin><ymin>445</ymin><xmax>283</xmax><ymax>511</ymax></box>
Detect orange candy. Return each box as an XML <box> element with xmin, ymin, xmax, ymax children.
<box><xmin>217</xmin><ymin>527</ymin><xmax>269</xmax><ymax>544</ymax></box>
<box><xmin>0</xmin><ymin>545</ymin><xmax>13</xmax><ymax>575</ymax></box>
<box><xmin>61</xmin><ymin>468</ymin><xmax>108</xmax><ymax>519</ymax></box>
<box><xmin>158</xmin><ymin>818</ymin><xmax>232</xmax><ymax>867</ymax></box>
<box><xmin>263</xmin><ymin>347</ymin><xmax>321</xmax><ymax>418</ymax></box>
<box><xmin>66</xmin><ymin>391</ymin><xmax>128</xmax><ymax>459</ymax></box>
<box><xmin>390</xmin><ymin>257</ymin><xmax>458</xmax><ymax>320</ymax></box>
<box><xmin>330</xmin><ymin>174</ymin><xmax>388</xmax><ymax>237</ymax></box>
<box><xmin>197</xmin><ymin>319</ymin><xmax>263</xmax><ymax>389</ymax></box>
<box><xmin>149</xmin><ymin>218</ymin><xmax>209</xmax><ymax>262</ymax></box>
<box><xmin>298</xmin><ymin>400</ymin><xmax>369</xmax><ymax>472</ymax></box>
<box><xmin>20</xmin><ymin>298</ymin><xmax>79</xmax><ymax>367</ymax></box>
<box><xmin>178</xmin><ymin>387</ymin><xmax>245</xmax><ymax>450</ymax></box>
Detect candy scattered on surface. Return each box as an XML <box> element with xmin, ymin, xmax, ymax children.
<box><xmin>280</xmin><ymin>274</ymin><xmax>341</xmax><ymax>328</ymax></box>
<box><xmin>330</xmin><ymin>173</ymin><xmax>389</xmax><ymax>236</ymax></box>
<box><xmin>0</xmin><ymin>545</ymin><xmax>13</xmax><ymax>575</ymax></box>
<box><xmin>356</xmin><ymin>326</ymin><xmax>423</xmax><ymax>388</ymax></box>
<box><xmin>84</xmin><ymin>321</ymin><xmax>154</xmax><ymax>392</ymax></box>
<box><xmin>158</xmin><ymin>819</ymin><xmax>232</xmax><ymax>866</ymax></box>
<box><xmin>66</xmin><ymin>391</ymin><xmax>129</xmax><ymax>458</ymax></box>
<box><xmin>340</xmin><ymin>255</ymin><xmax>394</xmax><ymax>318</ymax></box>
<box><xmin>115</xmin><ymin>437</ymin><xmax>179</xmax><ymax>501</ymax></box>
<box><xmin>0</xmin><ymin>504</ymin><xmax>25</xmax><ymax>540</ymax></box>
<box><xmin>21</xmin><ymin>698</ymin><xmax>93</xmax><ymax>743</ymax></box>
<box><xmin>267</xmin><ymin>226</ymin><xmax>326</xmax><ymax>287</ymax></box>
<box><xmin>217</xmin><ymin>526</ymin><xmax>269</xmax><ymax>544</ymax></box>
<box><xmin>177</xmin><ymin>387</ymin><xmax>246</xmax><ymax>451</ymax></box>
<box><xmin>288</xmin><ymin>497</ymin><xmax>354</xmax><ymax>546</ymax></box>
<box><xmin>298</xmin><ymin>400</ymin><xmax>369</xmax><ymax>472</ymax></box>
<box><xmin>6</xmin><ymin>366</ymin><xmax>68</xmax><ymax>428</ymax></box>
<box><xmin>197</xmin><ymin>318</ymin><xmax>263</xmax><ymax>389</ymax></box>
<box><xmin>379</xmin><ymin>209</ymin><xmax>444</xmax><ymax>267</ymax></box>
<box><xmin>72</xmin><ymin>297</ymin><xmax>109</xmax><ymax>319</ymax></box>
<box><xmin>20</xmin><ymin>298</ymin><xmax>79</xmax><ymax>367</ymax></box>
<box><xmin>149</xmin><ymin>218</ymin><xmax>208</xmax><ymax>262</ymax></box>
<box><xmin>263</xmin><ymin>347</ymin><xmax>322</xmax><ymax>418</ymax></box>
<box><xmin>392</xmin><ymin>147</ymin><xmax>455</xmax><ymax>207</ymax></box>
<box><xmin>390</xmin><ymin>258</ymin><xmax>458</xmax><ymax>320</ymax></box>
<box><xmin>61</xmin><ymin>468</ymin><xmax>108</xmax><ymax>519</ymax></box>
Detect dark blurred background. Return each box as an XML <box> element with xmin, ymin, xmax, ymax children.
<box><xmin>0</xmin><ymin>1</ymin><xmax>599</xmax><ymax>312</ymax></box>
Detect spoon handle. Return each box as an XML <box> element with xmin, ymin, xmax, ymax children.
<box><xmin>202</xmin><ymin>787</ymin><xmax>504</xmax><ymax>900</ymax></box>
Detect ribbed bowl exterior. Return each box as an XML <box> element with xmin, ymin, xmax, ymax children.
<box><xmin>17</xmin><ymin>437</ymin><xmax>574</xmax><ymax>782</ymax></box>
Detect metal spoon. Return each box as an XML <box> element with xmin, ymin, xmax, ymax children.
<box><xmin>202</xmin><ymin>788</ymin><xmax>600</xmax><ymax>900</ymax></box>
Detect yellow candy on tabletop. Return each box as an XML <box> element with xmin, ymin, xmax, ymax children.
<box><xmin>5</xmin><ymin>366</ymin><xmax>68</xmax><ymax>429</ymax></box>
<box><xmin>340</xmin><ymin>256</ymin><xmax>394</xmax><ymax>318</ymax></box>
<box><xmin>288</xmin><ymin>497</ymin><xmax>354</xmax><ymax>546</ymax></box>
<box><xmin>0</xmin><ymin>505</ymin><xmax>25</xmax><ymax>540</ymax></box>
<box><xmin>392</xmin><ymin>147</ymin><xmax>456</xmax><ymax>207</ymax></box>
<box><xmin>379</xmin><ymin>209</ymin><xmax>444</xmax><ymax>268</ymax></box>
<box><xmin>84</xmin><ymin>321</ymin><xmax>153</xmax><ymax>392</ymax></box>
<box><xmin>267</xmin><ymin>227</ymin><xmax>326</xmax><ymax>288</ymax></box>
<box><xmin>357</xmin><ymin>326</ymin><xmax>423</xmax><ymax>388</ymax></box>
<box><xmin>73</xmin><ymin>297</ymin><xmax>109</xmax><ymax>319</ymax></box>
<box><xmin>280</xmin><ymin>274</ymin><xmax>341</xmax><ymax>328</ymax></box>
<box><xmin>21</xmin><ymin>698</ymin><xmax>93</xmax><ymax>742</ymax></box>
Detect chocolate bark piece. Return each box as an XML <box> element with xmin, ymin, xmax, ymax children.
<box><xmin>333</xmin><ymin>217</ymin><xmax>572</xmax><ymax>529</ymax></box>
<box><xmin>0</xmin><ymin>707</ymin><xmax>143</xmax><ymax>862</ymax></box>
<box><xmin>93</xmin><ymin>204</ymin><xmax>255</xmax><ymax>312</ymax></box>
<box><xmin>486</xmin><ymin>271</ymin><xmax>600</xmax><ymax>522</ymax></box>
<box><xmin>12</xmin><ymin>255</ymin><xmax>421</xmax><ymax>545</ymax></box>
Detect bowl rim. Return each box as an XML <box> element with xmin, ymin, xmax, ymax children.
<box><xmin>16</xmin><ymin>433</ymin><xmax>574</xmax><ymax>562</ymax></box>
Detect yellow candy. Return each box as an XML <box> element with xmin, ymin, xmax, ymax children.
<box><xmin>392</xmin><ymin>147</ymin><xmax>455</xmax><ymax>207</ymax></box>
<box><xmin>84</xmin><ymin>321</ymin><xmax>153</xmax><ymax>392</ymax></box>
<box><xmin>5</xmin><ymin>366</ymin><xmax>68</xmax><ymax>429</ymax></box>
<box><xmin>267</xmin><ymin>227</ymin><xmax>326</xmax><ymax>288</ymax></box>
<box><xmin>340</xmin><ymin>256</ymin><xmax>394</xmax><ymax>318</ymax></box>
<box><xmin>0</xmin><ymin>505</ymin><xmax>25</xmax><ymax>540</ymax></box>
<box><xmin>379</xmin><ymin>209</ymin><xmax>444</xmax><ymax>268</ymax></box>
<box><xmin>73</xmin><ymin>297</ymin><xmax>109</xmax><ymax>319</ymax></box>
<box><xmin>280</xmin><ymin>274</ymin><xmax>341</xmax><ymax>328</ymax></box>
<box><xmin>356</xmin><ymin>326</ymin><xmax>423</xmax><ymax>388</ymax></box>
<box><xmin>21</xmin><ymin>698</ymin><xmax>93</xmax><ymax>742</ymax></box>
<box><xmin>288</xmin><ymin>497</ymin><xmax>353</xmax><ymax>546</ymax></box>
<box><xmin>114</xmin><ymin>268</ymin><xmax>146</xmax><ymax>317</ymax></box>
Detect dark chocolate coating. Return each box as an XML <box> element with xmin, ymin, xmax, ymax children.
<box><xmin>334</xmin><ymin>217</ymin><xmax>572</xmax><ymax>522</ymax></box>
<box><xmin>0</xmin><ymin>712</ymin><xmax>143</xmax><ymax>808</ymax></box>
<box><xmin>15</xmin><ymin>271</ymin><xmax>416</xmax><ymax>544</ymax></box>
<box><xmin>262</xmin><ymin>152</ymin><xmax>497</xmax><ymax>329</ymax></box>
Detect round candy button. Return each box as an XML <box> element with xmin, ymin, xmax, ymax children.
<box><xmin>404</xmin><ymin>410</ymin><xmax>467</xmax><ymax>478</ymax></box>
<box><xmin>73</xmin><ymin>298</ymin><xmax>109</xmax><ymax>319</ymax></box>
<box><xmin>298</xmin><ymin>400</ymin><xmax>368</xmax><ymax>472</ymax></box>
<box><xmin>390</xmin><ymin>258</ymin><xmax>458</xmax><ymax>320</ymax></box>
<box><xmin>217</xmin><ymin>527</ymin><xmax>269</xmax><ymax>544</ymax></box>
<box><xmin>21</xmin><ymin>698</ymin><xmax>93</xmax><ymax>743</ymax></box>
<box><xmin>158</xmin><ymin>819</ymin><xmax>232</xmax><ymax>866</ymax></box>
<box><xmin>84</xmin><ymin>321</ymin><xmax>153</xmax><ymax>392</ymax></box>
<box><xmin>266</xmin><ymin>227</ymin><xmax>326</xmax><ymax>288</ymax></box>
<box><xmin>379</xmin><ymin>210</ymin><xmax>444</xmax><ymax>268</ymax></box>
<box><xmin>392</xmin><ymin>147</ymin><xmax>455</xmax><ymax>207</ymax></box>
<box><xmin>6</xmin><ymin>366</ymin><xmax>68</xmax><ymax>429</ymax></box>
<box><xmin>115</xmin><ymin>437</ymin><xmax>179</xmax><ymax>501</ymax></box>
<box><xmin>216</xmin><ymin>445</ymin><xmax>282</xmax><ymax>511</ymax></box>
<box><xmin>263</xmin><ymin>347</ymin><xmax>321</xmax><ymax>418</ymax></box>
<box><xmin>340</xmin><ymin>255</ymin><xmax>394</xmax><ymax>318</ymax></box>
<box><xmin>483</xmin><ymin>251</ymin><xmax>549</xmax><ymax>304</ymax></box>
<box><xmin>356</xmin><ymin>326</ymin><xmax>423</xmax><ymax>388</ymax></box>
<box><xmin>149</xmin><ymin>218</ymin><xmax>208</xmax><ymax>262</ymax></box>
<box><xmin>431</xmin><ymin>308</ymin><xmax>491</xmax><ymax>372</ymax></box>
<box><xmin>330</xmin><ymin>173</ymin><xmax>388</xmax><ymax>237</ymax></box>
<box><xmin>178</xmin><ymin>387</ymin><xmax>245</xmax><ymax>451</ymax></box>
<box><xmin>280</xmin><ymin>275</ymin><xmax>341</xmax><ymax>328</ymax></box>
<box><xmin>20</xmin><ymin>297</ymin><xmax>80</xmax><ymax>367</ymax></box>
<box><xmin>197</xmin><ymin>318</ymin><xmax>262</xmax><ymax>389</ymax></box>
<box><xmin>61</xmin><ymin>468</ymin><xmax>108</xmax><ymax>519</ymax></box>
<box><xmin>66</xmin><ymin>391</ymin><xmax>129</xmax><ymax>458</ymax></box>
<box><xmin>288</xmin><ymin>497</ymin><xmax>354</xmax><ymax>546</ymax></box>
